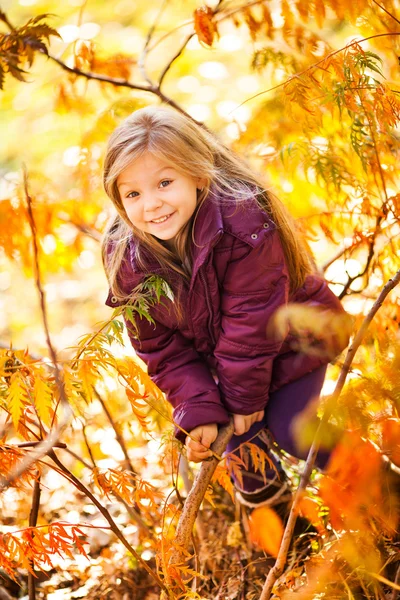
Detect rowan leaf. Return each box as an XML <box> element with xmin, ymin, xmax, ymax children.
<box><xmin>76</xmin><ymin>359</ymin><xmax>100</xmax><ymax>403</ymax></box>
<box><xmin>7</xmin><ymin>372</ymin><xmax>29</xmax><ymax>430</ymax></box>
<box><xmin>33</xmin><ymin>376</ymin><xmax>53</xmax><ymax>426</ymax></box>
<box><xmin>126</xmin><ymin>387</ymin><xmax>151</xmax><ymax>432</ymax></box>
<box><xmin>212</xmin><ymin>464</ymin><xmax>235</xmax><ymax>502</ymax></box>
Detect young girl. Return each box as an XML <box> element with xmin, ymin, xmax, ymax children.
<box><xmin>102</xmin><ymin>105</ymin><xmax>349</xmax><ymax>508</ymax></box>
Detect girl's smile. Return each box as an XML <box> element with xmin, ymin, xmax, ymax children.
<box><xmin>116</xmin><ymin>152</ymin><xmax>205</xmax><ymax>243</ymax></box>
<box><xmin>148</xmin><ymin>212</ymin><xmax>175</xmax><ymax>224</ymax></box>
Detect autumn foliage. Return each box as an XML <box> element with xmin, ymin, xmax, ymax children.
<box><xmin>1</xmin><ymin>0</ymin><xmax>400</xmax><ymax>599</ymax></box>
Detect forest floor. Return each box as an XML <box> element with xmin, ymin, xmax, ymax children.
<box><xmin>2</xmin><ymin>457</ymin><xmax>400</xmax><ymax>600</ymax></box>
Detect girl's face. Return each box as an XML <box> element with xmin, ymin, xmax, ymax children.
<box><xmin>117</xmin><ymin>152</ymin><xmax>204</xmax><ymax>246</ymax></box>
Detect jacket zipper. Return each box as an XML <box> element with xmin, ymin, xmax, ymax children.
<box><xmin>200</xmin><ymin>270</ymin><xmax>216</xmax><ymax>346</ymax></box>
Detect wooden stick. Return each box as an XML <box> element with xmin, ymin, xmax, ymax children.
<box><xmin>169</xmin><ymin>419</ymin><xmax>234</xmax><ymax>567</ymax></box>
<box><xmin>28</xmin><ymin>476</ymin><xmax>41</xmax><ymax>600</ymax></box>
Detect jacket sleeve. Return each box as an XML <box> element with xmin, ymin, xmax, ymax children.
<box><xmin>123</xmin><ymin>307</ymin><xmax>230</xmax><ymax>442</ymax></box>
<box><xmin>214</xmin><ymin>229</ymin><xmax>290</xmax><ymax>415</ymax></box>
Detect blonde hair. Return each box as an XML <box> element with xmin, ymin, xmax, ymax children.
<box><xmin>102</xmin><ymin>105</ymin><xmax>314</xmax><ymax>303</ymax></box>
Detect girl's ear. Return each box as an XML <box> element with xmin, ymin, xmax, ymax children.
<box><xmin>196</xmin><ymin>177</ymin><xmax>207</xmax><ymax>191</ymax></box>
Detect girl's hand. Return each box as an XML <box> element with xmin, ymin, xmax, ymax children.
<box><xmin>185</xmin><ymin>424</ymin><xmax>218</xmax><ymax>462</ymax></box>
<box><xmin>232</xmin><ymin>411</ymin><xmax>264</xmax><ymax>436</ymax></box>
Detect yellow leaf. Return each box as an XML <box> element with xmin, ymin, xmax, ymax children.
<box><xmin>33</xmin><ymin>376</ymin><xmax>53</xmax><ymax>427</ymax></box>
<box><xmin>7</xmin><ymin>373</ymin><xmax>28</xmax><ymax>430</ymax></box>
<box><xmin>248</xmin><ymin>506</ymin><xmax>284</xmax><ymax>557</ymax></box>
<box><xmin>76</xmin><ymin>359</ymin><xmax>100</xmax><ymax>403</ymax></box>
<box><xmin>314</xmin><ymin>0</ymin><xmax>326</xmax><ymax>28</ymax></box>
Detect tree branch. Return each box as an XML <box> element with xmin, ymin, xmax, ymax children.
<box><xmin>45</xmin><ymin>52</ymin><xmax>190</xmax><ymax>118</ymax></box>
<box><xmin>93</xmin><ymin>388</ymin><xmax>137</xmax><ymax>477</ymax></box>
<box><xmin>158</xmin><ymin>32</ymin><xmax>193</xmax><ymax>87</ymax></box>
<box><xmin>168</xmin><ymin>419</ymin><xmax>234</xmax><ymax>569</ymax></box>
<box><xmin>28</xmin><ymin>477</ymin><xmax>41</xmax><ymax>600</ymax></box>
<box><xmin>138</xmin><ymin>0</ymin><xmax>169</xmax><ymax>85</ymax></box>
<box><xmin>259</xmin><ymin>267</ymin><xmax>400</xmax><ymax>600</ymax></box>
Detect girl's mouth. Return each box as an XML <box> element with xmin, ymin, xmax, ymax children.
<box><xmin>151</xmin><ymin>213</ymin><xmax>174</xmax><ymax>224</ymax></box>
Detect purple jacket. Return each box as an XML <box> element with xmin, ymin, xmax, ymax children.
<box><xmin>106</xmin><ymin>189</ymin><xmax>349</xmax><ymax>442</ymax></box>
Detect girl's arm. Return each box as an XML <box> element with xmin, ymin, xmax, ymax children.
<box><xmin>213</xmin><ymin>229</ymin><xmax>294</xmax><ymax>415</ymax></box>
<box><xmin>123</xmin><ymin>311</ymin><xmax>230</xmax><ymax>442</ymax></box>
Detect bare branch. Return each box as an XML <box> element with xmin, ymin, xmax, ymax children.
<box><xmin>46</xmin><ymin>52</ymin><xmax>154</xmax><ymax>92</ymax></box>
<box><xmin>93</xmin><ymin>387</ymin><xmax>137</xmax><ymax>477</ymax></box>
<box><xmin>169</xmin><ymin>419</ymin><xmax>234</xmax><ymax>568</ymax></box>
<box><xmin>28</xmin><ymin>476</ymin><xmax>41</xmax><ymax>600</ymax></box>
<box><xmin>391</xmin><ymin>563</ymin><xmax>400</xmax><ymax>600</ymax></box>
<box><xmin>159</xmin><ymin>32</ymin><xmax>193</xmax><ymax>87</ymax></box>
<box><xmin>138</xmin><ymin>0</ymin><xmax>170</xmax><ymax>85</ymax></box>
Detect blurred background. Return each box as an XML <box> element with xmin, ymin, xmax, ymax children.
<box><xmin>2</xmin><ymin>0</ymin><xmax>399</xmax><ymax>359</ymax></box>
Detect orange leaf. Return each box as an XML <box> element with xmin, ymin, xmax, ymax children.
<box><xmin>297</xmin><ymin>496</ymin><xmax>325</xmax><ymax>533</ymax></box>
<box><xmin>318</xmin><ymin>431</ymin><xmax>384</xmax><ymax>530</ymax></box>
<box><xmin>381</xmin><ymin>418</ymin><xmax>400</xmax><ymax>467</ymax></box>
<box><xmin>194</xmin><ymin>6</ymin><xmax>218</xmax><ymax>47</ymax></box>
<box><xmin>248</xmin><ymin>506</ymin><xmax>284</xmax><ymax>557</ymax></box>
<box><xmin>212</xmin><ymin>464</ymin><xmax>235</xmax><ymax>501</ymax></box>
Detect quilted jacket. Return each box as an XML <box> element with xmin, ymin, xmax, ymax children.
<box><xmin>105</xmin><ymin>187</ymin><xmax>349</xmax><ymax>441</ymax></box>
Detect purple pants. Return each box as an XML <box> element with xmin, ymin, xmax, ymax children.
<box><xmin>226</xmin><ymin>365</ymin><xmax>329</xmax><ymax>493</ymax></box>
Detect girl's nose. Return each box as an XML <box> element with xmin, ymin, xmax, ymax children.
<box><xmin>143</xmin><ymin>194</ymin><xmax>163</xmax><ymax>212</ymax></box>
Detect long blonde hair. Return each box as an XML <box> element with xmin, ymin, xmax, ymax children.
<box><xmin>102</xmin><ymin>105</ymin><xmax>314</xmax><ymax>302</ymax></box>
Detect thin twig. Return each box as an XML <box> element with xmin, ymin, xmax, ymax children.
<box><xmin>259</xmin><ymin>267</ymin><xmax>400</xmax><ymax>600</ymax></box>
<box><xmin>138</xmin><ymin>0</ymin><xmax>169</xmax><ymax>85</ymax></box>
<box><xmin>28</xmin><ymin>476</ymin><xmax>41</xmax><ymax>600</ymax></box>
<box><xmin>43</xmin><ymin>448</ymin><xmax>153</xmax><ymax>537</ymax></box>
<box><xmin>93</xmin><ymin>388</ymin><xmax>137</xmax><ymax>477</ymax></box>
<box><xmin>391</xmin><ymin>563</ymin><xmax>400</xmax><ymax>600</ymax></box>
<box><xmin>92</xmin><ymin>388</ymin><xmax>152</xmax><ymax>528</ymax></box>
<box><xmin>146</xmin><ymin>0</ymin><xmax>261</xmax><ymax>54</ymax></box>
<box><xmin>371</xmin><ymin>0</ymin><xmax>400</xmax><ymax>26</ymax></box>
<box><xmin>46</xmin><ymin>52</ymin><xmax>154</xmax><ymax>92</ymax></box>
<box><xmin>48</xmin><ymin>449</ymin><xmax>170</xmax><ymax>595</ymax></box>
<box><xmin>0</xmin><ymin>167</ymin><xmax>73</xmax><ymax>491</ymax></box>
<box><xmin>17</xmin><ymin>441</ymin><xmax>66</xmax><ymax>449</ymax></box>
<box><xmin>81</xmin><ymin>422</ymin><xmax>96</xmax><ymax>469</ymax></box>
<box><xmin>45</xmin><ymin>52</ymin><xmax>189</xmax><ymax>118</ymax></box>
<box><xmin>159</xmin><ymin>32</ymin><xmax>193</xmax><ymax>87</ymax></box>
<box><xmin>0</xmin><ymin>10</ymin><xmax>14</xmax><ymax>30</ymax></box>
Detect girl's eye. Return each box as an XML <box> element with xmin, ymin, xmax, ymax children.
<box><xmin>160</xmin><ymin>179</ymin><xmax>172</xmax><ymax>188</ymax></box>
<box><xmin>126</xmin><ymin>191</ymin><xmax>139</xmax><ymax>199</ymax></box>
